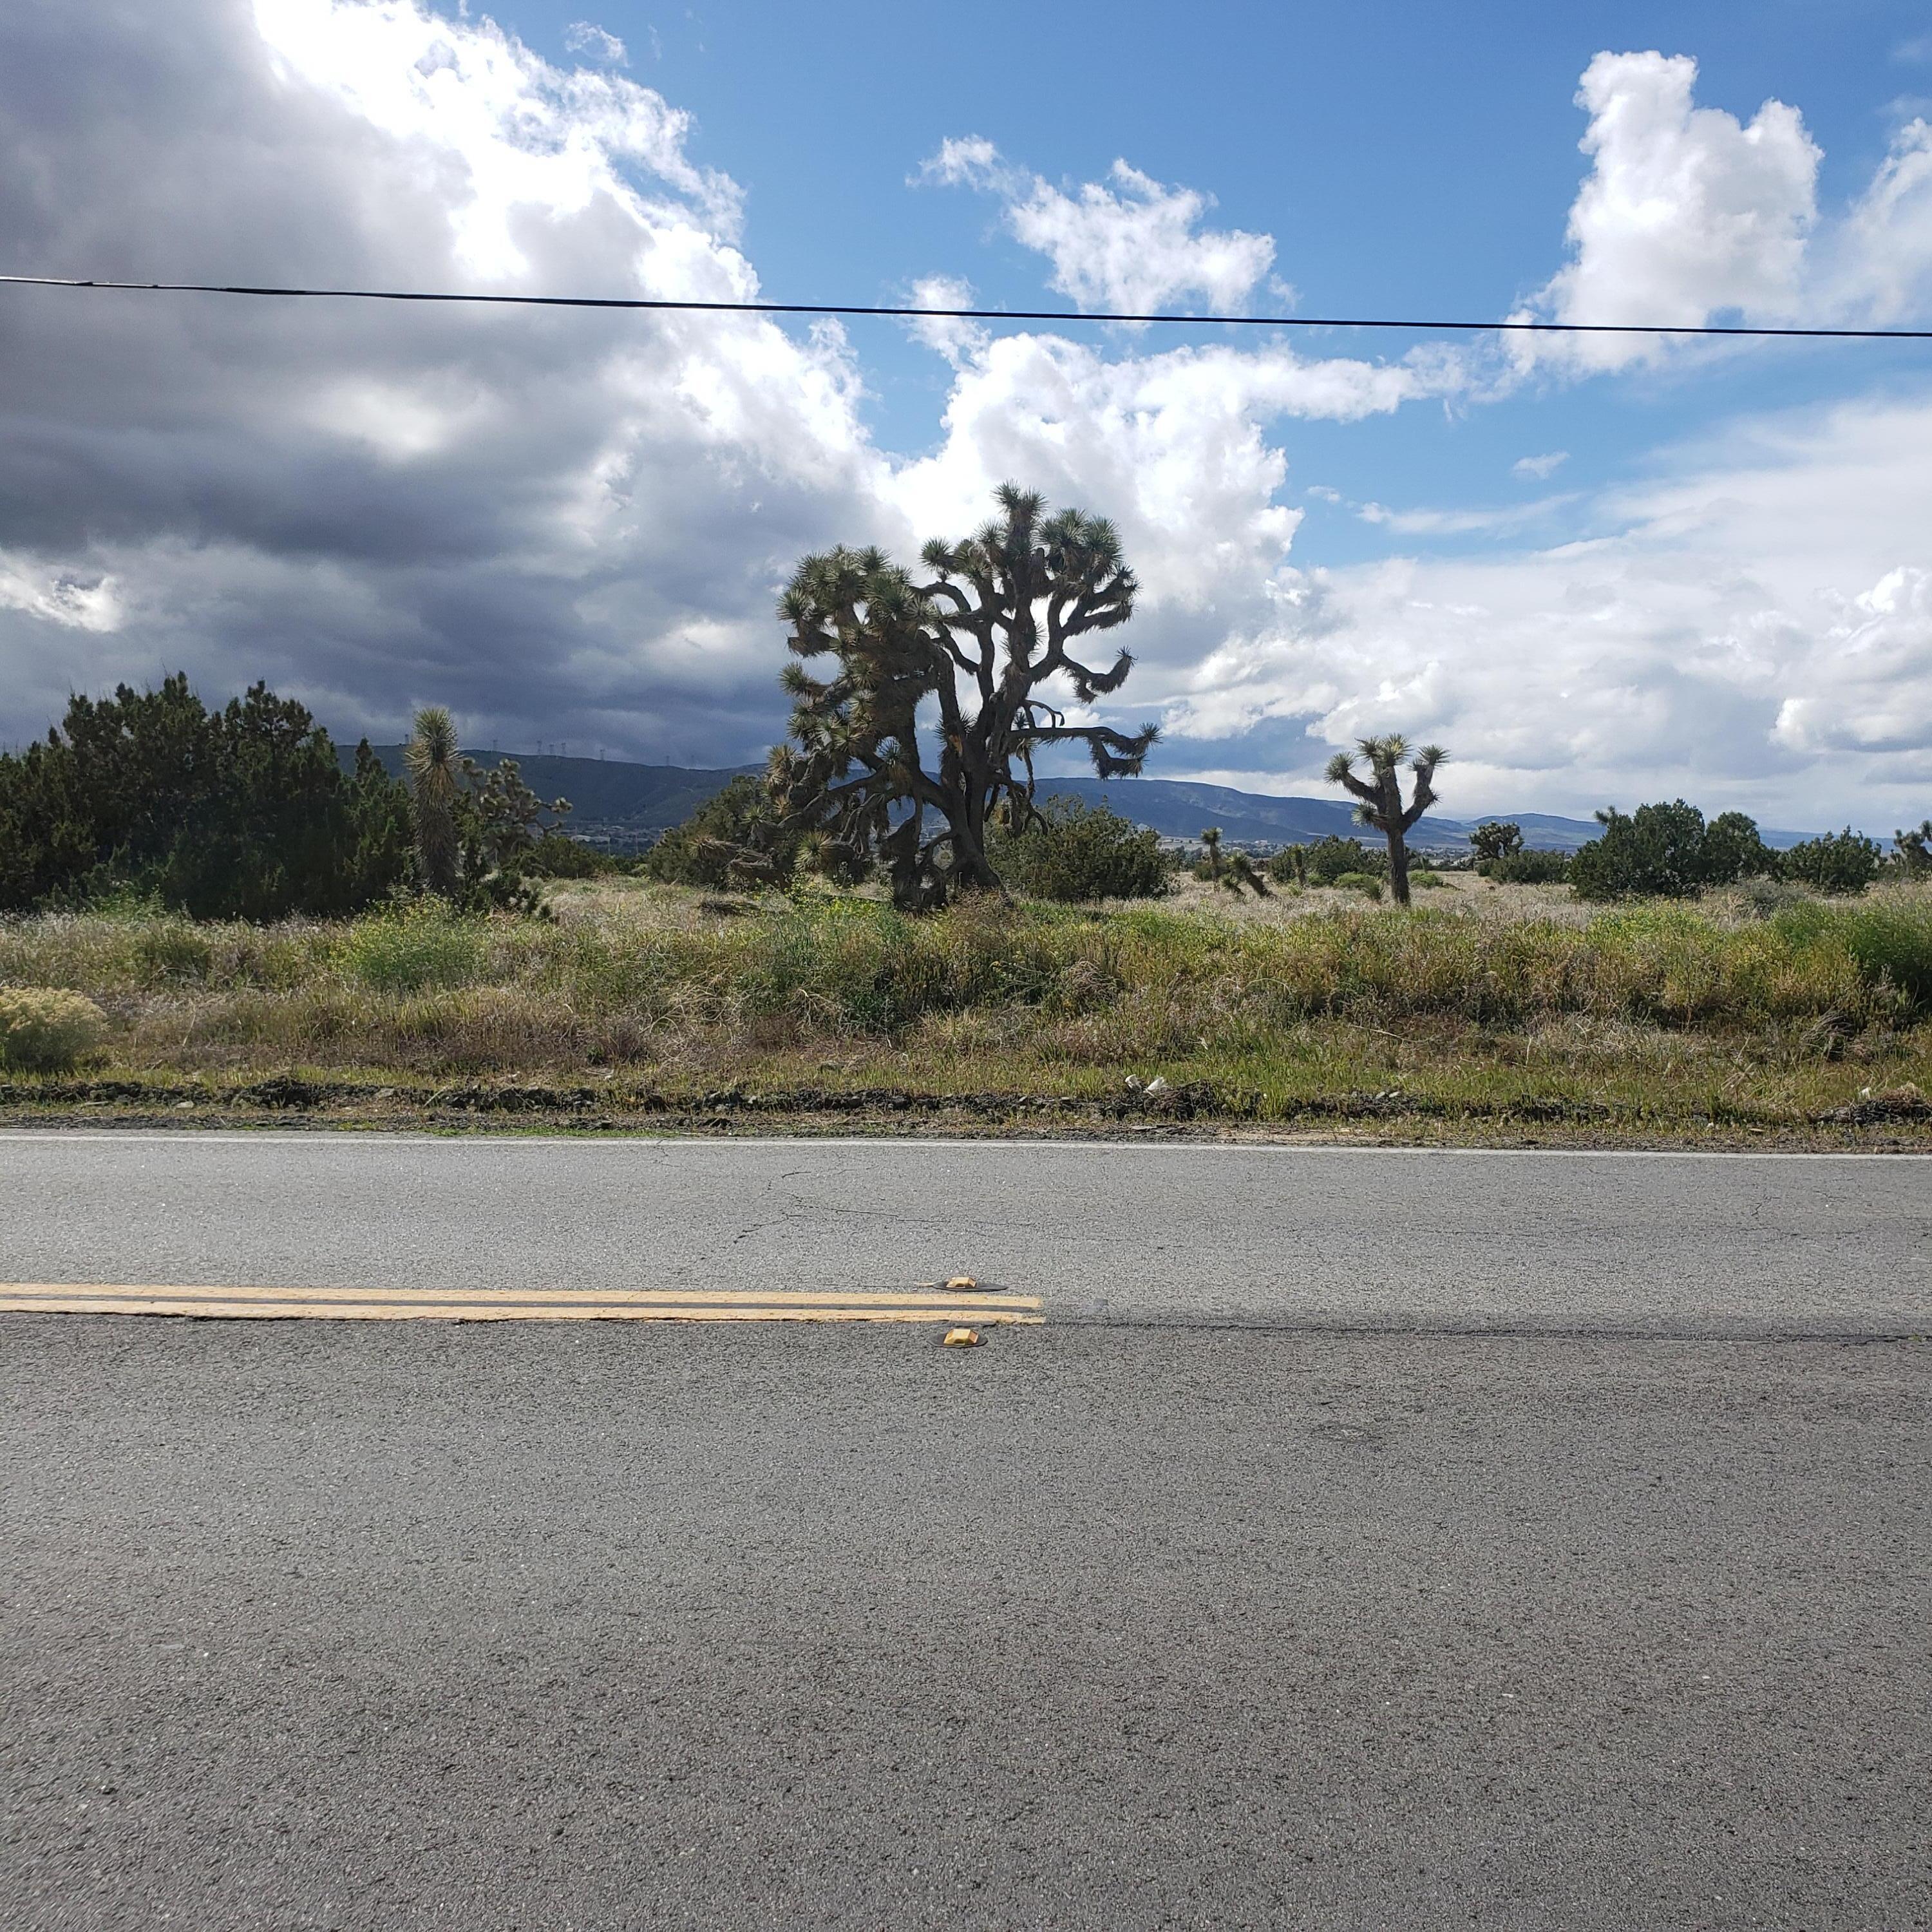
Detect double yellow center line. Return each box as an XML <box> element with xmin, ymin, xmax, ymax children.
<box><xmin>0</xmin><ymin>1282</ymin><xmax>1043</xmax><ymax>1325</ymax></box>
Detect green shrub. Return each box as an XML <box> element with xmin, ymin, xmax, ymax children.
<box><xmin>131</xmin><ymin>918</ymin><xmax>217</xmax><ymax>984</ymax></box>
<box><xmin>1781</xmin><ymin>828</ymin><xmax>1884</xmax><ymax>895</ymax></box>
<box><xmin>1331</xmin><ymin>871</ymin><xmax>1385</xmax><ymax>900</ymax></box>
<box><xmin>1287</xmin><ymin>835</ymin><xmax>1376</xmax><ymax>885</ymax></box>
<box><xmin>336</xmin><ymin>905</ymin><xmax>486</xmax><ymax>992</ymax></box>
<box><xmin>1489</xmin><ymin>849</ymin><xmax>1571</xmax><ymax>885</ymax></box>
<box><xmin>1808</xmin><ymin>896</ymin><xmax>1932</xmax><ymax>1005</ymax></box>
<box><xmin>1270</xmin><ymin>837</ymin><xmax>1372</xmax><ymax>886</ymax></box>
<box><xmin>524</xmin><ymin>831</ymin><xmax>618</xmax><ymax>878</ymax></box>
<box><xmin>0</xmin><ymin>987</ymin><xmax>108</xmax><ymax>1072</ymax></box>
<box><xmin>1572</xmin><ymin>801</ymin><xmax>1776</xmax><ymax>900</ymax></box>
<box><xmin>993</xmin><ymin>798</ymin><xmax>1168</xmax><ymax>901</ymax></box>
<box><xmin>645</xmin><ymin>776</ymin><xmax>800</xmax><ymax>887</ymax></box>
<box><xmin>1732</xmin><ymin>877</ymin><xmax>1810</xmax><ymax>919</ymax></box>
<box><xmin>0</xmin><ymin>676</ymin><xmax>412</xmax><ymax>917</ymax></box>
<box><xmin>1703</xmin><ymin>811</ymin><xmax>1780</xmax><ymax>885</ymax></box>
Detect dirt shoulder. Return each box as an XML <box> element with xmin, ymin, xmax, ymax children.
<box><xmin>6</xmin><ymin>1074</ymin><xmax>1929</xmax><ymax>1152</ymax></box>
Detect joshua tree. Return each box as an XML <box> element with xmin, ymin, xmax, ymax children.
<box><xmin>1199</xmin><ymin>826</ymin><xmax>1224</xmax><ymax>882</ymax></box>
<box><xmin>1323</xmin><ymin>735</ymin><xmax>1447</xmax><ymax>907</ymax></box>
<box><xmin>1469</xmin><ymin>819</ymin><xmax>1523</xmax><ymax>867</ymax></box>
<box><xmin>1896</xmin><ymin>820</ymin><xmax>1932</xmax><ymax>876</ymax></box>
<box><xmin>402</xmin><ymin>705</ymin><xmax>462</xmax><ymax>897</ymax></box>
<box><xmin>464</xmin><ymin>756</ymin><xmax>569</xmax><ymax>883</ymax></box>
<box><xmin>766</xmin><ymin>485</ymin><xmax>1158</xmax><ymax>911</ymax></box>
<box><xmin>1270</xmin><ymin>844</ymin><xmax>1309</xmax><ymax>888</ymax></box>
<box><xmin>1222</xmin><ymin>851</ymin><xmax>1271</xmax><ymax>897</ymax></box>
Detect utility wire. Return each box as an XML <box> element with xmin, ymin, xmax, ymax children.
<box><xmin>1</xmin><ymin>272</ymin><xmax>1930</xmax><ymax>339</ymax></box>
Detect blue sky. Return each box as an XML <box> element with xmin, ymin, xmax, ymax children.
<box><xmin>507</xmin><ymin>0</ymin><xmax>1932</xmax><ymax>538</ymax></box>
<box><xmin>3</xmin><ymin>0</ymin><xmax>1931</xmax><ymax>824</ymax></box>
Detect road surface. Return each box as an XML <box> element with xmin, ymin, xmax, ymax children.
<box><xmin>3</xmin><ymin>1134</ymin><xmax>1929</xmax><ymax>1929</ymax></box>
<box><xmin>2</xmin><ymin>1132</ymin><xmax>1929</xmax><ymax>1332</ymax></box>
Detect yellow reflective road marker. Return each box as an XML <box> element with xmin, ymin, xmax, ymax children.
<box><xmin>0</xmin><ymin>1282</ymin><xmax>1043</xmax><ymax>1325</ymax></box>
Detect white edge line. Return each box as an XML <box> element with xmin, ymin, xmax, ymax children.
<box><xmin>0</xmin><ymin>1130</ymin><xmax>1927</xmax><ymax>1161</ymax></box>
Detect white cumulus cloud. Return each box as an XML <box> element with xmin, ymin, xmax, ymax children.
<box><xmin>1835</xmin><ymin>117</ymin><xmax>1932</xmax><ymax>323</ymax></box>
<box><xmin>919</xmin><ymin>138</ymin><xmax>1278</xmax><ymax>314</ymax></box>
<box><xmin>1774</xmin><ymin>566</ymin><xmax>1932</xmax><ymax>758</ymax></box>
<box><xmin>889</xmin><ymin>332</ymin><xmax>1463</xmax><ymax>618</ymax></box>
<box><xmin>1157</xmin><ymin>392</ymin><xmax>1932</xmax><ymax>824</ymax></box>
<box><xmin>1513</xmin><ymin>51</ymin><xmax>1932</xmax><ymax>374</ymax></box>
<box><xmin>1513</xmin><ymin>52</ymin><xmax>1819</xmax><ymax>372</ymax></box>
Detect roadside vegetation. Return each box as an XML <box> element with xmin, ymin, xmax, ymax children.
<box><xmin>5</xmin><ymin>481</ymin><xmax>1930</xmax><ymax>1141</ymax></box>
<box><xmin>5</xmin><ymin>876</ymin><xmax>1932</xmax><ymax>1139</ymax></box>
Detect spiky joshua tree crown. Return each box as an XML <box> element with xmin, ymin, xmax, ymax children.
<box><xmin>1323</xmin><ymin>734</ymin><xmax>1448</xmax><ymax>907</ymax></box>
<box><xmin>763</xmin><ymin>484</ymin><xmax>1160</xmax><ymax>909</ymax></box>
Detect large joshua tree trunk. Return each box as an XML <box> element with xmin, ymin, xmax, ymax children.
<box><xmin>1323</xmin><ymin>735</ymin><xmax>1447</xmax><ymax>909</ymax></box>
<box><xmin>766</xmin><ymin>486</ymin><xmax>1159</xmax><ymax>911</ymax></box>
<box><xmin>1383</xmin><ymin>819</ymin><xmax>1412</xmax><ymax>906</ymax></box>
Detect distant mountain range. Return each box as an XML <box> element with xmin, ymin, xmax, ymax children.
<box><xmin>349</xmin><ymin>746</ymin><xmax>762</xmax><ymax>831</ymax></box>
<box><xmin>1041</xmin><ymin>777</ymin><xmax>1615</xmax><ymax>851</ymax></box>
<box><xmin>346</xmin><ymin>746</ymin><xmax>1818</xmax><ymax>853</ymax></box>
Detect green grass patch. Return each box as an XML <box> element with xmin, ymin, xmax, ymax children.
<box><xmin>6</xmin><ymin>882</ymin><xmax>1932</xmax><ymax>1134</ymax></box>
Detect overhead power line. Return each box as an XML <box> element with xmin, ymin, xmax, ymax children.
<box><xmin>1</xmin><ymin>272</ymin><xmax>1929</xmax><ymax>339</ymax></box>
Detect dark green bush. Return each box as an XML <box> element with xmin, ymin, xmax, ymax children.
<box><xmin>1781</xmin><ymin>828</ymin><xmax>1884</xmax><ymax>895</ymax></box>
<box><xmin>1488</xmin><ymin>849</ymin><xmax>1571</xmax><ymax>884</ymax></box>
<box><xmin>1272</xmin><ymin>835</ymin><xmax>1377</xmax><ymax>886</ymax></box>
<box><xmin>1703</xmin><ymin>811</ymin><xmax>1779</xmax><ymax>886</ymax></box>
<box><xmin>992</xmin><ymin>798</ymin><xmax>1169</xmax><ymax>902</ymax></box>
<box><xmin>645</xmin><ymin>776</ymin><xmax>799</xmax><ymax>887</ymax></box>
<box><xmin>0</xmin><ymin>676</ymin><xmax>412</xmax><ymax>918</ymax></box>
<box><xmin>524</xmin><ymin>831</ymin><xmax>620</xmax><ymax>878</ymax></box>
<box><xmin>1571</xmin><ymin>801</ymin><xmax>1777</xmax><ymax>900</ymax></box>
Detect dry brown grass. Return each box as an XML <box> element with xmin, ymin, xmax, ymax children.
<box><xmin>4</xmin><ymin>877</ymin><xmax>1931</xmax><ymax>1134</ymax></box>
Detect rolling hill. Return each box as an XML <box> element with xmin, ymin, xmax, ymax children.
<box><xmin>347</xmin><ymin>746</ymin><xmax>762</xmax><ymax>833</ymax></box>
<box><xmin>343</xmin><ymin>746</ymin><xmax>1817</xmax><ymax>852</ymax></box>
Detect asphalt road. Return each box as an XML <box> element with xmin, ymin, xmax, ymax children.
<box><xmin>4</xmin><ymin>1137</ymin><xmax>1931</xmax><ymax>1929</ymax></box>
<box><xmin>2</xmin><ymin>1132</ymin><xmax>1930</xmax><ymax>1333</ymax></box>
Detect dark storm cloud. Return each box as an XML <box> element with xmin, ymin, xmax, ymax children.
<box><xmin>0</xmin><ymin>0</ymin><xmax>893</xmax><ymax>761</ymax></box>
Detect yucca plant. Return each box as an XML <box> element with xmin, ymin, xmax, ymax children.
<box><xmin>1325</xmin><ymin>734</ymin><xmax>1447</xmax><ymax>908</ymax></box>
<box><xmin>402</xmin><ymin>705</ymin><xmax>462</xmax><ymax>898</ymax></box>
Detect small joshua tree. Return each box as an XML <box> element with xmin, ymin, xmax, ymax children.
<box><xmin>1199</xmin><ymin>827</ymin><xmax>1224</xmax><ymax>882</ymax></box>
<box><xmin>403</xmin><ymin>710</ymin><xmax>568</xmax><ymax>908</ymax></box>
<box><xmin>1323</xmin><ymin>735</ymin><xmax>1447</xmax><ymax>908</ymax></box>
<box><xmin>1469</xmin><ymin>820</ymin><xmax>1523</xmax><ymax>869</ymax></box>
<box><xmin>1222</xmin><ymin>851</ymin><xmax>1271</xmax><ymax>898</ymax></box>
<box><xmin>765</xmin><ymin>485</ymin><xmax>1157</xmax><ymax>911</ymax></box>
<box><xmin>403</xmin><ymin>705</ymin><xmax>462</xmax><ymax>897</ymax></box>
